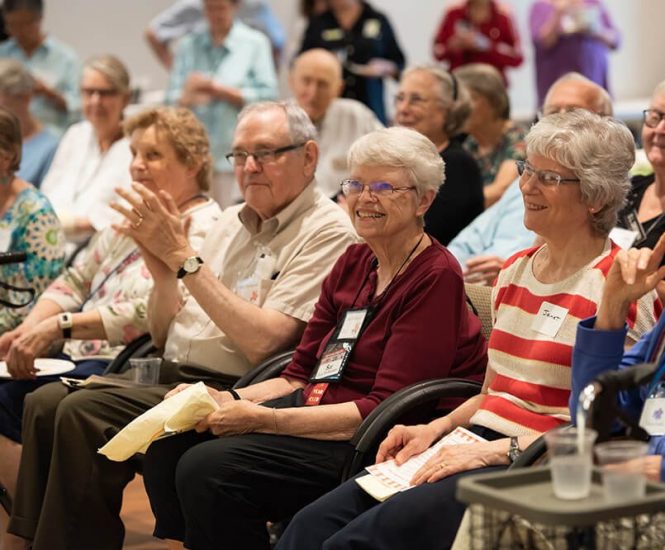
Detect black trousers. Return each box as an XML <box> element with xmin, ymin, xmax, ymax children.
<box><xmin>143</xmin><ymin>393</ymin><xmax>354</xmax><ymax>550</ymax></box>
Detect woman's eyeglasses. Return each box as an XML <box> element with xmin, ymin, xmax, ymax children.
<box><xmin>340</xmin><ymin>179</ymin><xmax>415</xmax><ymax>197</ymax></box>
<box><xmin>516</xmin><ymin>160</ymin><xmax>580</xmax><ymax>187</ymax></box>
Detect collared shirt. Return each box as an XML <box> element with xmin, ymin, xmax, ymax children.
<box><xmin>163</xmin><ymin>181</ymin><xmax>358</xmax><ymax>377</ymax></box>
<box><xmin>0</xmin><ymin>36</ymin><xmax>81</xmax><ymax>135</ymax></box>
<box><xmin>149</xmin><ymin>0</ymin><xmax>286</xmax><ymax>51</ymax></box>
<box><xmin>165</xmin><ymin>21</ymin><xmax>278</xmax><ymax>172</ymax></box>
<box><xmin>314</xmin><ymin>98</ymin><xmax>383</xmax><ymax>198</ymax></box>
<box><xmin>40</xmin><ymin>120</ymin><xmax>133</xmax><ymax>232</ymax></box>
<box><xmin>447</xmin><ymin>179</ymin><xmax>535</xmax><ymax>266</ymax></box>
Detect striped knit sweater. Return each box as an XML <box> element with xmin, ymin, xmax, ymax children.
<box><xmin>470</xmin><ymin>240</ymin><xmax>661</xmax><ymax>436</ymax></box>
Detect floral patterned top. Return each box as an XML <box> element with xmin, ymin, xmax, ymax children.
<box><xmin>40</xmin><ymin>198</ymin><xmax>222</xmax><ymax>360</ymax></box>
<box><xmin>463</xmin><ymin>123</ymin><xmax>528</xmax><ymax>186</ymax></box>
<box><xmin>0</xmin><ymin>187</ymin><xmax>65</xmax><ymax>333</ymax></box>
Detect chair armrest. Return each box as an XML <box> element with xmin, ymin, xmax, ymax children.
<box><xmin>233</xmin><ymin>350</ymin><xmax>295</xmax><ymax>389</ymax></box>
<box><xmin>341</xmin><ymin>378</ymin><xmax>482</xmax><ymax>480</ymax></box>
<box><xmin>103</xmin><ymin>333</ymin><xmax>156</xmax><ymax>375</ymax></box>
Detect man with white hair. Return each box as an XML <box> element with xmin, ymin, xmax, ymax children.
<box><xmin>6</xmin><ymin>101</ymin><xmax>358</xmax><ymax>550</ymax></box>
<box><xmin>290</xmin><ymin>48</ymin><xmax>382</xmax><ymax>198</ymax></box>
<box><xmin>448</xmin><ymin>72</ymin><xmax>613</xmax><ymax>284</ymax></box>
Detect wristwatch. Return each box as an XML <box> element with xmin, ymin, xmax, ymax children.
<box><xmin>57</xmin><ymin>312</ymin><xmax>73</xmax><ymax>339</ymax></box>
<box><xmin>176</xmin><ymin>256</ymin><xmax>204</xmax><ymax>279</ymax></box>
<box><xmin>507</xmin><ymin>436</ymin><xmax>522</xmax><ymax>464</ymax></box>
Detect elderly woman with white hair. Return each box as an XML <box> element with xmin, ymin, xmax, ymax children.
<box><xmin>140</xmin><ymin>126</ymin><xmax>488</xmax><ymax>550</ymax></box>
<box><xmin>277</xmin><ymin>110</ymin><xmax>660</xmax><ymax>550</ymax></box>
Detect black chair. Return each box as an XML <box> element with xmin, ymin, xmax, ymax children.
<box><xmin>233</xmin><ymin>350</ymin><xmax>297</xmax><ymax>389</ymax></box>
<box><xmin>102</xmin><ymin>333</ymin><xmax>157</xmax><ymax>376</ymax></box>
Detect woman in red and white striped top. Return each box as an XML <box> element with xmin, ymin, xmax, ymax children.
<box><xmin>278</xmin><ymin>109</ymin><xmax>661</xmax><ymax>550</ymax></box>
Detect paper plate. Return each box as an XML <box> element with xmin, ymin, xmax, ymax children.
<box><xmin>0</xmin><ymin>358</ymin><xmax>76</xmax><ymax>379</ymax></box>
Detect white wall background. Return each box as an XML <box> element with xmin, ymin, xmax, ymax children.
<box><xmin>42</xmin><ymin>0</ymin><xmax>665</xmax><ymax>118</ymax></box>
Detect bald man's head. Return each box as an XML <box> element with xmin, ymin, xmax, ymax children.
<box><xmin>290</xmin><ymin>49</ymin><xmax>344</xmax><ymax>122</ymax></box>
<box><xmin>543</xmin><ymin>73</ymin><xmax>613</xmax><ymax>117</ymax></box>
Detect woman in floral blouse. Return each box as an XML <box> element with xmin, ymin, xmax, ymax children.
<box><xmin>454</xmin><ymin>63</ymin><xmax>527</xmax><ymax>207</ymax></box>
<box><xmin>0</xmin><ymin>108</ymin><xmax>221</xmax><ymax>482</ymax></box>
<box><xmin>0</xmin><ymin>107</ymin><xmax>64</xmax><ymax>334</ymax></box>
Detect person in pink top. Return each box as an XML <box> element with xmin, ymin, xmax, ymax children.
<box><xmin>277</xmin><ymin>109</ymin><xmax>660</xmax><ymax>550</ymax></box>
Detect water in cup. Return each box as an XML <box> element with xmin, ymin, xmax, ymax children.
<box><xmin>603</xmin><ymin>470</ymin><xmax>645</xmax><ymax>501</ymax></box>
<box><xmin>549</xmin><ymin>455</ymin><xmax>592</xmax><ymax>500</ymax></box>
<box><xmin>595</xmin><ymin>441</ymin><xmax>648</xmax><ymax>501</ymax></box>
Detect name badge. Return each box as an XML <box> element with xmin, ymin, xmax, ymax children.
<box><xmin>609</xmin><ymin>227</ymin><xmax>638</xmax><ymax>250</ymax></box>
<box><xmin>639</xmin><ymin>397</ymin><xmax>665</xmax><ymax>436</ymax></box>
<box><xmin>625</xmin><ymin>209</ymin><xmax>647</xmax><ymax>244</ymax></box>
<box><xmin>532</xmin><ymin>302</ymin><xmax>568</xmax><ymax>337</ymax></box>
<box><xmin>311</xmin><ymin>342</ymin><xmax>352</xmax><ymax>382</ymax></box>
<box><xmin>338</xmin><ymin>309</ymin><xmax>369</xmax><ymax>340</ymax></box>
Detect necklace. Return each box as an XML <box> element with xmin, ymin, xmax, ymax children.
<box><xmin>375</xmin><ymin>233</ymin><xmax>426</xmax><ymax>298</ymax></box>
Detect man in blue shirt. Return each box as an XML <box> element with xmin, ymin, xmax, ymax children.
<box><xmin>0</xmin><ymin>0</ymin><xmax>80</xmax><ymax>135</ymax></box>
<box><xmin>165</xmin><ymin>0</ymin><xmax>278</xmax><ymax>207</ymax></box>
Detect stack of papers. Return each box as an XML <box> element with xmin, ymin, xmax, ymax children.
<box><xmin>356</xmin><ymin>427</ymin><xmax>486</xmax><ymax>501</ymax></box>
<box><xmin>98</xmin><ymin>382</ymin><xmax>219</xmax><ymax>461</ymax></box>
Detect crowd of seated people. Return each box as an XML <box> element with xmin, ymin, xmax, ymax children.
<box><xmin>0</xmin><ymin>1</ymin><xmax>663</xmax><ymax>549</ymax></box>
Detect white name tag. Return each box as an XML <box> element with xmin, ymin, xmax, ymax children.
<box><xmin>338</xmin><ymin>309</ymin><xmax>368</xmax><ymax>340</ymax></box>
<box><xmin>609</xmin><ymin>227</ymin><xmax>638</xmax><ymax>250</ymax></box>
<box><xmin>639</xmin><ymin>397</ymin><xmax>665</xmax><ymax>436</ymax></box>
<box><xmin>532</xmin><ymin>302</ymin><xmax>568</xmax><ymax>337</ymax></box>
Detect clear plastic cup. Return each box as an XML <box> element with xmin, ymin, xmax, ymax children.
<box><xmin>595</xmin><ymin>440</ymin><xmax>649</xmax><ymax>501</ymax></box>
<box><xmin>544</xmin><ymin>427</ymin><xmax>597</xmax><ymax>500</ymax></box>
<box><xmin>129</xmin><ymin>358</ymin><xmax>161</xmax><ymax>385</ymax></box>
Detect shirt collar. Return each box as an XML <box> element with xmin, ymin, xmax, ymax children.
<box><xmin>202</xmin><ymin>20</ymin><xmax>242</xmax><ymax>52</ymax></box>
<box><xmin>237</xmin><ymin>180</ymin><xmax>319</xmax><ymax>237</ymax></box>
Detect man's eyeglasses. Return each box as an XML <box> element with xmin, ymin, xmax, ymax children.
<box><xmin>516</xmin><ymin>160</ymin><xmax>580</xmax><ymax>187</ymax></box>
<box><xmin>643</xmin><ymin>109</ymin><xmax>665</xmax><ymax>129</ymax></box>
<box><xmin>225</xmin><ymin>143</ymin><xmax>305</xmax><ymax>166</ymax></box>
<box><xmin>340</xmin><ymin>179</ymin><xmax>416</xmax><ymax>197</ymax></box>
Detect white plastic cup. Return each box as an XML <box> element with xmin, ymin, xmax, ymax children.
<box><xmin>129</xmin><ymin>358</ymin><xmax>161</xmax><ymax>385</ymax></box>
<box><xmin>595</xmin><ymin>441</ymin><xmax>649</xmax><ymax>501</ymax></box>
<box><xmin>545</xmin><ymin>427</ymin><xmax>598</xmax><ymax>500</ymax></box>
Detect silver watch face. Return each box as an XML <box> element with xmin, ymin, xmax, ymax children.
<box><xmin>183</xmin><ymin>257</ymin><xmax>201</xmax><ymax>273</ymax></box>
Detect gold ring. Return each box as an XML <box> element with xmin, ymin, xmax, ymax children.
<box><xmin>439</xmin><ymin>462</ymin><xmax>446</xmax><ymax>470</ymax></box>
<box><xmin>132</xmin><ymin>216</ymin><xmax>144</xmax><ymax>229</ymax></box>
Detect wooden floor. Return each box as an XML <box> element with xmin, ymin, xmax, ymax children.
<box><xmin>121</xmin><ymin>476</ymin><xmax>168</xmax><ymax>550</ymax></box>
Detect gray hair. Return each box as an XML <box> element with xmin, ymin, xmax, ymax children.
<box><xmin>453</xmin><ymin>63</ymin><xmax>510</xmax><ymax>119</ymax></box>
<box><xmin>652</xmin><ymin>79</ymin><xmax>665</xmax><ymax>101</ymax></box>
<box><xmin>237</xmin><ymin>100</ymin><xmax>318</xmax><ymax>144</ymax></box>
<box><xmin>402</xmin><ymin>65</ymin><xmax>471</xmax><ymax>137</ymax></box>
<box><xmin>348</xmin><ymin>126</ymin><xmax>445</xmax><ymax>197</ymax></box>
<box><xmin>544</xmin><ymin>72</ymin><xmax>613</xmax><ymax>116</ymax></box>
<box><xmin>526</xmin><ymin>110</ymin><xmax>634</xmax><ymax>236</ymax></box>
<box><xmin>84</xmin><ymin>54</ymin><xmax>131</xmax><ymax>94</ymax></box>
<box><xmin>0</xmin><ymin>59</ymin><xmax>35</xmax><ymax>96</ymax></box>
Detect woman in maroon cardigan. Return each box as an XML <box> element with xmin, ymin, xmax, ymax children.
<box><xmin>140</xmin><ymin>126</ymin><xmax>487</xmax><ymax>550</ymax></box>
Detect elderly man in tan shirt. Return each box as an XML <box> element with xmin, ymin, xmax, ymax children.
<box><xmin>6</xmin><ymin>101</ymin><xmax>357</xmax><ymax>550</ymax></box>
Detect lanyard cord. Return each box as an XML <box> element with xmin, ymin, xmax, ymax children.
<box><xmin>349</xmin><ymin>233</ymin><xmax>426</xmax><ymax>310</ymax></box>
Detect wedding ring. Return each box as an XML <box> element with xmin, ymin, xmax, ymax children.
<box><xmin>438</xmin><ymin>462</ymin><xmax>446</xmax><ymax>470</ymax></box>
<box><xmin>132</xmin><ymin>216</ymin><xmax>144</xmax><ymax>229</ymax></box>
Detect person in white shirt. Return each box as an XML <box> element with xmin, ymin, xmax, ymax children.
<box><xmin>39</xmin><ymin>55</ymin><xmax>132</xmax><ymax>246</ymax></box>
<box><xmin>290</xmin><ymin>48</ymin><xmax>383</xmax><ymax>198</ymax></box>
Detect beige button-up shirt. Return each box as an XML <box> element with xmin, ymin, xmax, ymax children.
<box><xmin>163</xmin><ymin>181</ymin><xmax>358</xmax><ymax>377</ymax></box>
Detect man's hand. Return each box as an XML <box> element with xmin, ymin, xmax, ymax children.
<box><xmin>111</xmin><ymin>183</ymin><xmax>193</xmax><ymax>273</ymax></box>
<box><xmin>195</xmin><ymin>400</ymin><xmax>268</xmax><ymax>436</ymax></box>
<box><xmin>464</xmin><ymin>255</ymin><xmax>505</xmax><ymax>286</ymax></box>
<box><xmin>596</xmin><ymin>234</ymin><xmax>665</xmax><ymax>331</ymax></box>
<box><xmin>375</xmin><ymin>423</ymin><xmax>440</xmax><ymax>465</ymax></box>
<box><xmin>6</xmin><ymin>317</ymin><xmax>60</xmax><ymax>379</ymax></box>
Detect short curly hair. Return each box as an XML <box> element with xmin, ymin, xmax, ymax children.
<box><xmin>123</xmin><ymin>107</ymin><xmax>212</xmax><ymax>191</ymax></box>
<box><xmin>0</xmin><ymin>107</ymin><xmax>22</xmax><ymax>174</ymax></box>
<box><xmin>526</xmin><ymin>110</ymin><xmax>634</xmax><ymax>236</ymax></box>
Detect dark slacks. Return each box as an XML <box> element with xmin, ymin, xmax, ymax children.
<box><xmin>0</xmin><ymin>358</ymin><xmax>108</xmax><ymax>443</ymax></box>
<box><xmin>143</xmin><ymin>394</ymin><xmax>355</xmax><ymax>550</ymax></box>
<box><xmin>276</xmin><ymin>465</ymin><xmax>507</xmax><ymax>550</ymax></box>
<box><xmin>7</xmin><ymin>363</ymin><xmax>236</xmax><ymax>550</ymax></box>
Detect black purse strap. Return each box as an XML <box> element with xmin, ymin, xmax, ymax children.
<box><xmin>0</xmin><ymin>279</ymin><xmax>35</xmax><ymax>309</ymax></box>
